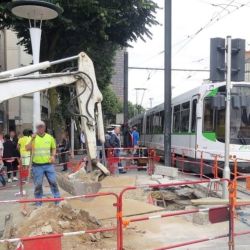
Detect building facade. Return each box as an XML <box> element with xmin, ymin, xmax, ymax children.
<box><xmin>0</xmin><ymin>29</ymin><xmax>51</xmax><ymax>133</ymax></box>
<box><xmin>111</xmin><ymin>49</ymin><xmax>125</xmax><ymax>101</ymax></box>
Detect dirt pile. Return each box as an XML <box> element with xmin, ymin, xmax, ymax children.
<box><xmin>10</xmin><ymin>201</ymin><xmax>115</xmax><ymax>250</ymax></box>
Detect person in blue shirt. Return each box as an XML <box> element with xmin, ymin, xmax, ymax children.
<box><xmin>132</xmin><ymin>126</ymin><xmax>140</xmax><ymax>147</ymax></box>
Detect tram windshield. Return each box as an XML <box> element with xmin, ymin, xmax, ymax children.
<box><xmin>203</xmin><ymin>85</ymin><xmax>250</xmax><ymax>145</ymax></box>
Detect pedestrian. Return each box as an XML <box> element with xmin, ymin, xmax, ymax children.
<box><xmin>80</xmin><ymin>131</ymin><xmax>86</xmax><ymax>150</ymax></box>
<box><xmin>26</xmin><ymin>121</ymin><xmax>60</xmax><ymax>206</ymax></box>
<box><xmin>10</xmin><ymin>130</ymin><xmax>18</xmax><ymax>148</ymax></box>
<box><xmin>109</xmin><ymin>125</ymin><xmax>126</xmax><ymax>174</ymax></box>
<box><xmin>0</xmin><ymin>133</ymin><xmax>4</xmax><ymax>160</ymax></box>
<box><xmin>3</xmin><ymin>134</ymin><xmax>19</xmax><ymax>183</ymax></box>
<box><xmin>17</xmin><ymin>129</ymin><xmax>32</xmax><ymax>169</ymax></box>
<box><xmin>0</xmin><ymin>162</ymin><xmax>5</xmax><ymax>186</ymax></box>
<box><xmin>58</xmin><ymin>132</ymin><xmax>70</xmax><ymax>172</ymax></box>
<box><xmin>132</xmin><ymin>126</ymin><xmax>140</xmax><ymax>147</ymax></box>
<box><xmin>123</xmin><ymin>125</ymin><xmax>133</xmax><ymax>148</ymax></box>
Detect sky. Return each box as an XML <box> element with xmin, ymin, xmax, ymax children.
<box><xmin>128</xmin><ymin>0</ymin><xmax>250</xmax><ymax>109</ymax></box>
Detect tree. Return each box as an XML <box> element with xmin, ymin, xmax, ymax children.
<box><xmin>128</xmin><ymin>102</ymin><xmax>145</xmax><ymax>119</ymax></box>
<box><xmin>0</xmin><ymin>0</ymin><xmax>158</xmax><ymax>124</ymax></box>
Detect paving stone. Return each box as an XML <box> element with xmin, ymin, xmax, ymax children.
<box><xmin>154</xmin><ymin>166</ymin><xmax>178</xmax><ymax>178</ymax></box>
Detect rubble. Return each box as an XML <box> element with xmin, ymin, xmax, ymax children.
<box><xmin>8</xmin><ymin>201</ymin><xmax>113</xmax><ymax>250</ymax></box>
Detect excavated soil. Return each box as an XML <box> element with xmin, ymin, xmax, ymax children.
<box><xmin>9</xmin><ymin>201</ymin><xmax>116</xmax><ymax>250</ymax></box>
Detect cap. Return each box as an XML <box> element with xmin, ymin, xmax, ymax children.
<box><xmin>36</xmin><ymin>120</ymin><xmax>46</xmax><ymax>128</ymax></box>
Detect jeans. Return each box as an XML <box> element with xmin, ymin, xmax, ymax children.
<box><xmin>32</xmin><ymin>164</ymin><xmax>60</xmax><ymax>206</ymax></box>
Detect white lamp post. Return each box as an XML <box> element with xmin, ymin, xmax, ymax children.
<box><xmin>8</xmin><ymin>0</ymin><xmax>63</xmax><ymax>131</ymax></box>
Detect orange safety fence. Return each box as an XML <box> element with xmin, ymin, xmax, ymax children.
<box><xmin>117</xmin><ymin>179</ymin><xmax>232</xmax><ymax>250</ymax></box>
<box><xmin>105</xmin><ymin>147</ymin><xmax>160</xmax><ymax>175</ymax></box>
<box><xmin>0</xmin><ymin>192</ymin><xmax>120</xmax><ymax>250</ymax></box>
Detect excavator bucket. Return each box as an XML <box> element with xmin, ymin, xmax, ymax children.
<box><xmin>57</xmin><ymin>172</ymin><xmax>101</xmax><ymax>196</ymax></box>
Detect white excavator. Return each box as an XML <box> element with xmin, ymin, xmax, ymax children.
<box><xmin>0</xmin><ymin>52</ymin><xmax>110</xmax><ymax>190</ymax></box>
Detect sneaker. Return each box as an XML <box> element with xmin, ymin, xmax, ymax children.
<box><xmin>13</xmin><ymin>177</ymin><xmax>18</xmax><ymax>181</ymax></box>
<box><xmin>8</xmin><ymin>179</ymin><xmax>12</xmax><ymax>183</ymax></box>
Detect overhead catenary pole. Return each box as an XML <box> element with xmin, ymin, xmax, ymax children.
<box><xmin>123</xmin><ymin>52</ymin><xmax>129</xmax><ymax>125</ymax></box>
<box><xmin>164</xmin><ymin>0</ymin><xmax>172</xmax><ymax>166</ymax></box>
<box><xmin>223</xmin><ymin>36</ymin><xmax>232</xmax><ymax>199</ymax></box>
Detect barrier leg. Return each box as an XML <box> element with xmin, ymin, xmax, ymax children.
<box><xmin>117</xmin><ymin>194</ymin><xmax>123</xmax><ymax>250</ymax></box>
<box><xmin>229</xmin><ymin>181</ymin><xmax>236</xmax><ymax>250</ymax></box>
<box><xmin>19</xmin><ymin>166</ymin><xmax>23</xmax><ymax>197</ymax></box>
<box><xmin>200</xmin><ymin>152</ymin><xmax>204</xmax><ymax>180</ymax></box>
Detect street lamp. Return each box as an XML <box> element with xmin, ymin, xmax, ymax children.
<box><xmin>8</xmin><ymin>0</ymin><xmax>63</xmax><ymax>131</ymax></box>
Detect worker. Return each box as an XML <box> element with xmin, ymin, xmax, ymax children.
<box><xmin>18</xmin><ymin>129</ymin><xmax>32</xmax><ymax>169</ymax></box>
<box><xmin>109</xmin><ymin>125</ymin><xmax>126</xmax><ymax>174</ymax></box>
<box><xmin>26</xmin><ymin>121</ymin><xmax>60</xmax><ymax>206</ymax></box>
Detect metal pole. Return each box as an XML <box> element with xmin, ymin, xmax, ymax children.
<box><xmin>135</xmin><ymin>89</ymin><xmax>138</xmax><ymax>115</ymax></box>
<box><xmin>149</xmin><ymin>98</ymin><xmax>153</xmax><ymax>108</ymax></box>
<box><xmin>123</xmin><ymin>52</ymin><xmax>129</xmax><ymax>125</ymax></box>
<box><xmin>71</xmin><ymin>118</ymin><xmax>75</xmax><ymax>158</ymax></box>
<box><xmin>223</xmin><ymin>36</ymin><xmax>232</xmax><ymax>199</ymax></box>
<box><xmin>30</xmin><ymin>27</ymin><xmax>42</xmax><ymax>131</ymax></box>
<box><xmin>164</xmin><ymin>0</ymin><xmax>172</xmax><ymax>166</ymax></box>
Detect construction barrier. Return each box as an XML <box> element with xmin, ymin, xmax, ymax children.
<box><xmin>1</xmin><ymin>177</ymin><xmax>250</xmax><ymax>249</ymax></box>
<box><xmin>117</xmin><ymin>179</ymin><xmax>231</xmax><ymax>250</ymax></box>
<box><xmin>228</xmin><ymin>175</ymin><xmax>250</xmax><ymax>250</ymax></box>
<box><xmin>0</xmin><ymin>192</ymin><xmax>120</xmax><ymax>250</ymax></box>
<box><xmin>106</xmin><ymin>147</ymin><xmax>160</xmax><ymax>175</ymax></box>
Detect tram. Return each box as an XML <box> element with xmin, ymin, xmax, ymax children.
<box><xmin>129</xmin><ymin>81</ymin><xmax>250</xmax><ymax>174</ymax></box>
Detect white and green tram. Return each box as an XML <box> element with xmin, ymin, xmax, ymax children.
<box><xmin>129</xmin><ymin>81</ymin><xmax>250</xmax><ymax>174</ymax></box>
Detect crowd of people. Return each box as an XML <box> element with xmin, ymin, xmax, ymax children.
<box><xmin>104</xmin><ymin>124</ymin><xmax>140</xmax><ymax>174</ymax></box>
<box><xmin>0</xmin><ymin>124</ymin><xmax>70</xmax><ymax>187</ymax></box>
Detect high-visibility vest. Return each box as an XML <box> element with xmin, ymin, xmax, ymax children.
<box><xmin>32</xmin><ymin>133</ymin><xmax>56</xmax><ymax>164</ymax></box>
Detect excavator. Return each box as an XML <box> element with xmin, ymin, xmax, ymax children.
<box><xmin>0</xmin><ymin>52</ymin><xmax>110</xmax><ymax>194</ymax></box>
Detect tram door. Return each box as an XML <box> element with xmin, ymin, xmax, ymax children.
<box><xmin>189</xmin><ymin>96</ymin><xmax>198</xmax><ymax>159</ymax></box>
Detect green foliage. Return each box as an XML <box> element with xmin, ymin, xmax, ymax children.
<box><xmin>102</xmin><ymin>86</ymin><xmax>122</xmax><ymax>123</ymax></box>
<box><xmin>0</xmin><ymin>0</ymin><xmax>158</xmax><ymax>121</ymax></box>
<box><xmin>128</xmin><ymin>102</ymin><xmax>145</xmax><ymax>119</ymax></box>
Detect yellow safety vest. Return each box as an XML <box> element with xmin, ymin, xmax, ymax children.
<box><xmin>32</xmin><ymin>133</ymin><xmax>56</xmax><ymax>164</ymax></box>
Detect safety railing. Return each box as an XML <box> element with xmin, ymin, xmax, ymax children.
<box><xmin>0</xmin><ymin>192</ymin><xmax>120</xmax><ymax>250</ymax></box>
<box><xmin>228</xmin><ymin>175</ymin><xmax>250</xmax><ymax>250</ymax></box>
<box><xmin>117</xmin><ymin>178</ymin><xmax>231</xmax><ymax>250</ymax></box>
<box><xmin>1</xmin><ymin>177</ymin><xmax>250</xmax><ymax>249</ymax></box>
<box><xmin>106</xmin><ymin>147</ymin><xmax>160</xmax><ymax>175</ymax></box>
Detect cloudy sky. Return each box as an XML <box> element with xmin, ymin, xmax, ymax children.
<box><xmin>128</xmin><ymin>0</ymin><xmax>250</xmax><ymax>108</ymax></box>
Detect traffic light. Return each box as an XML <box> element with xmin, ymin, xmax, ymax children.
<box><xmin>231</xmin><ymin>39</ymin><xmax>245</xmax><ymax>82</ymax></box>
<box><xmin>210</xmin><ymin>38</ymin><xmax>226</xmax><ymax>82</ymax></box>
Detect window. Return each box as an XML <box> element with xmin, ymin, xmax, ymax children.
<box><xmin>191</xmin><ymin>99</ymin><xmax>197</xmax><ymax>132</ymax></box>
<box><xmin>160</xmin><ymin>111</ymin><xmax>164</xmax><ymax>133</ymax></box>
<box><xmin>180</xmin><ymin>102</ymin><xmax>190</xmax><ymax>132</ymax></box>
<box><xmin>203</xmin><ymin>98</ymin><xmax>214</xmax><ymax>132</ymax></box>
<box><xmin>153</xmin><ymin>113</ymin><xmax>162</xmax><ymax>134</ymax></box>
<box><xmin>146</xmin><ymin>115</ymin><xmax>153</xmax><ymax>134</ymax></box>
<box><xmin>173</xmin><ymin>105</ymin><xmax>181</xmax><ymax>132</ymax></box>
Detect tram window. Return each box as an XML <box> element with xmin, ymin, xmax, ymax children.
<box><xmin>146</xmin><ymin>116</ymin><xmax>151</xmax><ymax>134</ymax></box>
<box><xmin>147</xmin><ymin>115</ymin><xmax>154</xmax><ymax>134</ymax></box>
<box><xmin>180</xmin><ymin>102</ymin><xmax>190</xmax><ymax>132</ymax></box>
<box><xmin>153</xmin><ymin>113</ymin><xmax>162</xmax><ymax>134</ymax></box>
<box><xmin>203</xmin><ymin>98</ymin><xmax>214</xmax><ymax>132</ymax></box>
<box><xmin>173</xmin><ymin>105</ymin><xmax>181</xmax><ymax>132</ymax></box>
<box><xmin>191</xmin><ymin>99</ymin><xmax>197</xmax><ymax>132</ymax></box>
<box><xmin>160</xmin><ymin>111</ymin><xmax>164</xmax><ymax>133</ymax></box>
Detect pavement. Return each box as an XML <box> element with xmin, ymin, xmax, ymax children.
<box><xmin>0</xmin><ymin>165</ymin><xmax>250</xmax><ymax>249</ymax></box>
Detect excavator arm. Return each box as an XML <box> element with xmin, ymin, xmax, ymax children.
<box><xmin>0</xmin><ymin>52</ymin><xmax>109</xmax><ymax>177</ymax></box>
